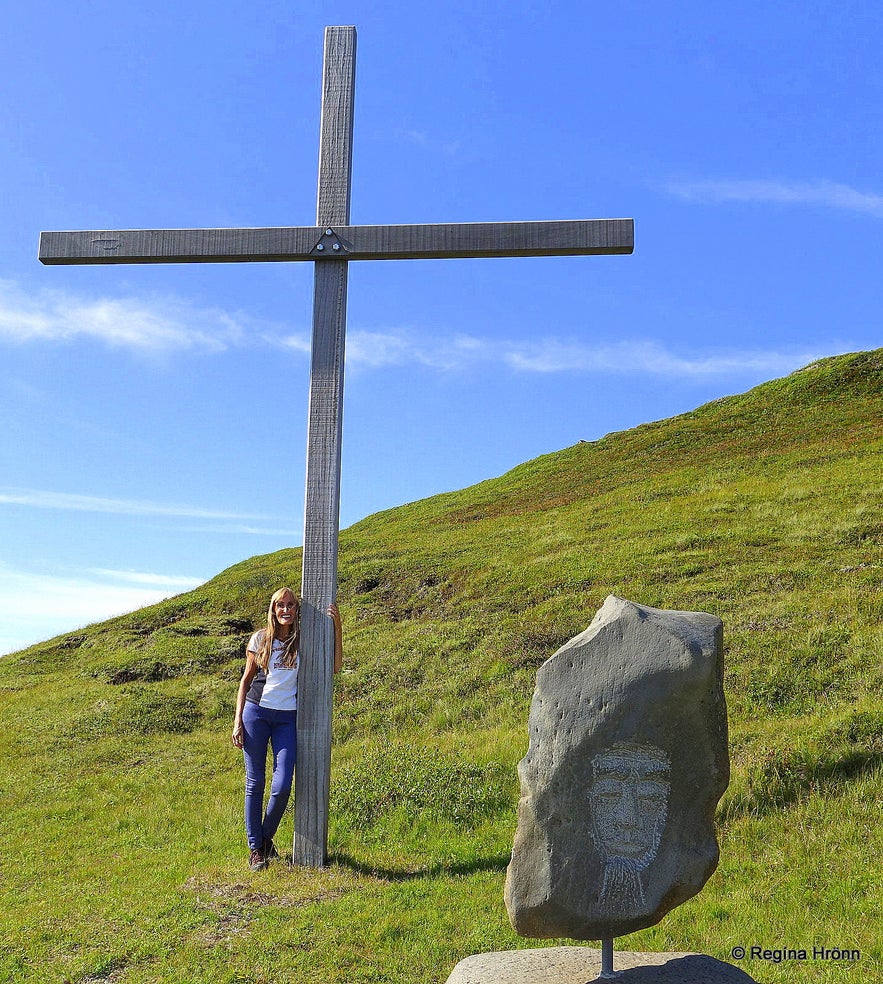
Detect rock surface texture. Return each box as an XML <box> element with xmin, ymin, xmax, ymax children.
<box><xmin>504</xmin><ymin>595</ymin><xmax>729</xmax><ymax>940</ymax></box>
<box><xmin>445</xmin><ymin>947</ymin><xmax>756</xmax><ymax>983</ymax></box>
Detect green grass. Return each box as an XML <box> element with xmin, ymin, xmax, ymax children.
<box><xmin>1</xmin><ymin>349</ymin><xmax>881</xmax><ymax>982</ymax></box>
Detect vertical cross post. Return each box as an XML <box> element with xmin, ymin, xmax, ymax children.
<box><xmin>293</xmin><ymin>25</ymin><xmax>356</xmax><ymax>868</ymax></box>
<box><xmin>37</xmin><ymin>21</ymin><xmax>633</xmax><ymax>871</ymax></box>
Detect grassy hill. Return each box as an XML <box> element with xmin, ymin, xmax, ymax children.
<box><xmin>1</xmin><ymin>348</ymin><xmax>881</xmax><ymax>983</ymax></box>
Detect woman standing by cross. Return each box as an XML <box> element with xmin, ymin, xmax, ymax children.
<box><xmin>231</xmin><ymin>587</ymin><xmax>343</xmax><ymax>870</ymax></box>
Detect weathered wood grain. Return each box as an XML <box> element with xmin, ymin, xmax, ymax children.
<box><xmin>293</xmin><ymin>25</ymin><xmax>356</xmax><ymax>870</ymax></box>
<box><xmin>39</xmin><ymin>219</ymin><xmax>633</xmax><ymax>264</ymax></box>
<box><xmin>316</xmin><ymin>25</ymin><xmax>356</xmax><ymax>227</ymax></box>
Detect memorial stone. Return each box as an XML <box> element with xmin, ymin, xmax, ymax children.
<box><xmin>505</xmin><ymin>595</ymin><xmax>729</xmax><ymax>940</ymax></box>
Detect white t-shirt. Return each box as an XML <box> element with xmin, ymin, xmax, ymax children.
<box><xmin>247</xmin><ymin>631</ymin><xmax>299</xmax><ymax>711</ymax></box>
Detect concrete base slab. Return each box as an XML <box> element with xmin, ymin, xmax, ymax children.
<box><xmin>444</xmin><ymin>947</ymin><xmax>757</xmax><ymax>983</ymax></box>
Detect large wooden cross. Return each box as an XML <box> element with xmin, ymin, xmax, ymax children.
<box><xmin>40</xmin><ymin>25</ymin><xmax>633</xmax><ymax>868</ymax></box>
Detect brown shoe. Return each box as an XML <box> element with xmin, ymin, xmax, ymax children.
<box><xmin>263</xmin><ymin>838</ymin><xmax>279</xmax><ymax>861</ymax></box>
<box><xmin>249</xmin><ymin>847</ymin><xmax>267</xmax><ymax>871</ymax></box>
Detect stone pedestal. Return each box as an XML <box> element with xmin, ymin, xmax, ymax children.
<box><xmin>444</xmin><ymin>947</ymin><xmax>757</xmax><ymax>983</ymax></box>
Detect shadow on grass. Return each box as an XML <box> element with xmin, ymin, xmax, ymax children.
<box><xmin>326</xmin><ymin>851</ymin><xmax>511</xmax><ymax>881</ymax></box>
<box><xmin>721</xmin><ymin>746</ymin><xmax>883</xmax><ymax>821</ymax></box>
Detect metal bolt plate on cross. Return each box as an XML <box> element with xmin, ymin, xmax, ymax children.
<box><xmin>311</xmin><ymin>228</ymin><xmax>348</xmax><ymax>256</ymax></box>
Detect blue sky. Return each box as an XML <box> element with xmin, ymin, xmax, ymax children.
<box><xmin>2</xmin><ymin>0</ymin><xmax>881</xmax><ymax>654</ymax></box>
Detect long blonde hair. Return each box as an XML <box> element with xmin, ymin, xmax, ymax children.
<box><xmin>255</xmin><ymin>587</ymin><xmax>300</xmax><ymax>670</ymax></box>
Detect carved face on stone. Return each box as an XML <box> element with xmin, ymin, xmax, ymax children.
<box><xmin>505</xmin><ymin>597</ymin><xmax>727</xmax><ymax>939</ymax></box>
<box><xmin>588</xmin><ymin>742</ymin><xmax>670</xmax><ymax>868</ymax></box>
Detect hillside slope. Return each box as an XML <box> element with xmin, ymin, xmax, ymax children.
<box><xmin>1</xmin><ymin>348</ymin><xmax>880</xmax><ymax>983</ymax></box>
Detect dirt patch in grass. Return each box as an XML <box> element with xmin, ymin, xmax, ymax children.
<box><xmin>184</xmin><ymin>873</ymin><xmax>361</xmax><ymax>913</ymax></box>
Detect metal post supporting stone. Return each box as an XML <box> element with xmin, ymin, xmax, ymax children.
<box><xmin>600</xmin><ymin>937</ymin><xmax>615</xmax><ymax>978</ymax></box>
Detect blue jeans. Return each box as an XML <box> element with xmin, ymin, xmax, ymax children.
<box><xmin>241</xmin><ymin>701</ymin><xmax>297</xmax><ymax>851</ymax></box>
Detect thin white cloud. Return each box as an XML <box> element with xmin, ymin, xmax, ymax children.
<box><xmin>283</xmin><ymin>327</ymin><xmax>824</xmax><ymax>379</ymax></box>
<box><xmin>170</xmin><ymin>523</ymin><xmax>299</xmax><ymax>536</ymax></box>
<box><xmin>344</xmin><ymin>329</ymin><xmax>486</xmax><ymax>370</ymax></box>
<box><xmin>0</xmin><ymin>279</ymin><xmax>250</xmax><ymax>351</ymax></box>
<box><xmin>272</xmin><ymin>332</ymin><xmax>312</xmax><ymax>356</ymax></box>
<box><xmin>270</xmin><ymin>327</ymin><xmax>488</xmax><ymax>371</ymax></box>
<box><xmin>503</xmin><ymin>339</ymin><xmax>825</xmax><ymax>377</ymax></box>
<box><xmin>0</xmin><ymin>563</ymin><xmax>203</xmax><ymax>656</ymax></box>
<box><xmin>393</xmin><ymin>127</ymin><xmax>462</xmax><ymax>158</ymax></box>
<box><xmin>665</xmin><ymin>178</ymin><xmax>883</xmax><ymax>217</ymax></box>
<box><xmin>0</xmin><ymin>486</ymin><xmax>269</xmax><ymax>521</ymax></box>
<box><xmin>1</xmin><ymin>279</ymin><xmax>835</xmax><ymax>381</ymax></box>
<box><xmin>85</xmin><ymin>568</ymin><xmax>203</xmax><ymax>589</ymax></box>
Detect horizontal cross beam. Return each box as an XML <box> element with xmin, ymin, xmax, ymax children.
<box><xmin>39</xmin><ymin>218</ymin><xmax>633</xmax><ymax>265</ymax></box>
